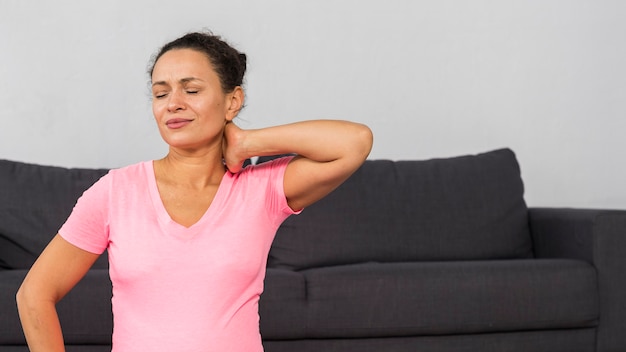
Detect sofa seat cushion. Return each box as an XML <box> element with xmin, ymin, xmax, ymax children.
<box><xmin>0</xmin><ymin>269</ymin><xmax>112</xmax><ymax>345</ymax></box>
<box><xmin>260</xmin><ymin>259</ymin><xmax>598</xmax><ymax>340</ymax></box>
<box><xmin>259</xmin><ymin>269</ymin><xmax>308</xmax><ymax>339</ymax></box>
<box><xmin>268</xmin><ymin>149</ymin><xmax>532</xmax><ymax>271</ymax></box>
<box><xmin>0</xmin><ymin>270</ymin><xmax>28</xmax><ymax>344</ymax></box>
<box><xmin>262</xmin><ymin>329</ymin><xmax>597</xmax><ymax>352</ymax></box>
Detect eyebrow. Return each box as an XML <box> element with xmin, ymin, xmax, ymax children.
<box><xmin>151</xmin><ymin>77</ymin><xmax>204</xmax><ymax>87</ymax></box>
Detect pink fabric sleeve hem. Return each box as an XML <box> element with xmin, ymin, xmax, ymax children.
<box><xmin>58</xmin><ymin>230</ymin><xmax>107</xmax><ymax>255</ymax></box>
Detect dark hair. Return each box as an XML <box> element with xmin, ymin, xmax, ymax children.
<box><xmin>148</xmin><ymin>31</ymin><xmax>247</xmax><ymax>93</ymax></box>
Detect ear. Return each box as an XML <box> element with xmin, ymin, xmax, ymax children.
<box><xmin>225</xmin><ymin>87</ymin><xmax>245</xmax><ymax>122</ymax></box>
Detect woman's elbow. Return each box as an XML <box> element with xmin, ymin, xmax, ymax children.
<box><xmin>16</xmin><ymin>280</ymin><xmax>36</xmax><ymax>313</ymax></box>
<box><xmin>16</xmin><ymin>278</ymin><xmax>53</xmax><ymax>315</ymax></box>
<box><xmin>353</xmin><ymin>123</ymin><xmax>374</xmax><ymax>161</ymax></box>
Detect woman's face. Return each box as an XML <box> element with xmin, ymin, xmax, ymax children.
<box><xmin>151</xmin><ymin>48</ymin><xmax>240</xmax><ymax>151</ymax></box>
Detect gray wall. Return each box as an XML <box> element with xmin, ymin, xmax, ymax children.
<box><xmin>1</xmin><ymin>1</ymin><xmax>625</xmax><ymax>209</ymax></box>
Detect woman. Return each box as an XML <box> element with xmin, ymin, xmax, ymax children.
<box><xmin>16</xmin><ymin>31</ymin><xmax>373</xmax><ymax>351</ymax></box>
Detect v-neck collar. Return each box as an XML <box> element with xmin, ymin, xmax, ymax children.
<box><xmin>145</xmin><ymin>160</ymin><xmax>231</xmax><ymax>239</ymax></box>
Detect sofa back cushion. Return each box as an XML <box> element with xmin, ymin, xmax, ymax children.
<box><xmin>0</xmin><ymin>160</ymin><xmax>109</xmax><ymax>269</ymax></box>
<box><xmin>268</xmin><ymin>148</ymin><xmax>532</xmax><ymax>270</ymax></box>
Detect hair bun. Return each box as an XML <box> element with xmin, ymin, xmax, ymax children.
<box><xmin>238</xmin><ymin>53</ymin><xmax>247</xmax><ymax>66</ymax></box>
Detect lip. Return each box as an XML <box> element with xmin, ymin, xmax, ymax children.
<box><xmin>165</xmin><ymin>118</ymin><xmax>193</xmax><ymax>129</ymax></box>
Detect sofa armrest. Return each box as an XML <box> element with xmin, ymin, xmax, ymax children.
<box><xmin>529</xmin><ymin>207</ymin><xmax>626</xmax><ymax>352</ymax></box>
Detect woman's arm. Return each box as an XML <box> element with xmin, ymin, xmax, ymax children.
<box><xmin>16</xmin><ymin>234</ymin><xmax>100</xmax><ymax>352</ymax></box>
<box><xmin>223</xmin><ymin>119</ymin><xmax>373</xmax><ymax>211</ymax></box>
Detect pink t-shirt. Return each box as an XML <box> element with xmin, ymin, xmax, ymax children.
<box><xmin>59</xmin><ymin>157</ymin><xmax>298</xmax><ymax>352</ymax></box>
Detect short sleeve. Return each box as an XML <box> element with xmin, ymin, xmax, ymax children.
<box><xmin>246</xmin><ymin>156</ymin><xmax>302</xmax><ymax>224</ymax></box>
<box><xmin>59</xmin><ymin>172</ymin><xmax>111</xmax><ymax>254</ymax></box>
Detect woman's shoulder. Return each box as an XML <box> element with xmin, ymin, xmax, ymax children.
<box><xmin>245</xmin><ymin>155</ymin><xmax>294</xmax><ymax>174</ymax></box>
<box><xmin>229</xmin><ymin>156</ymin><xmax>293</xmax><ymax>184</ymax></box>
<box><xmin>106</xmin><ymin>160</ymin><xmax>153</xmax><ymax>183</ymax></box>
<box><xmin>108</xmin><ymin>160</ymin><xmax>151</xmax><ymax>172</ymax></box>
<box><xmin>228</xmin><ymin>156</ymin><xmax>294</xmax><ymax>192</ymax></box>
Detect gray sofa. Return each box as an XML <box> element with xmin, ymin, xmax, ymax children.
<box><xmin>2</xmin><ymin>148</ymin><xmax>625</xmax><ymax>351</ymax></box>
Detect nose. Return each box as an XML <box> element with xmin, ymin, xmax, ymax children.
<box><xmin>167</xmin><ymin>89</ymin><xmax>185</xmax><ymax>112</ymax></box>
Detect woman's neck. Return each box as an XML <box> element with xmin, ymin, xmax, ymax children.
<box><xmin>155</xmin><ymin>149</ymin><xmax>226</xmax><ymax>190</ymax></box>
